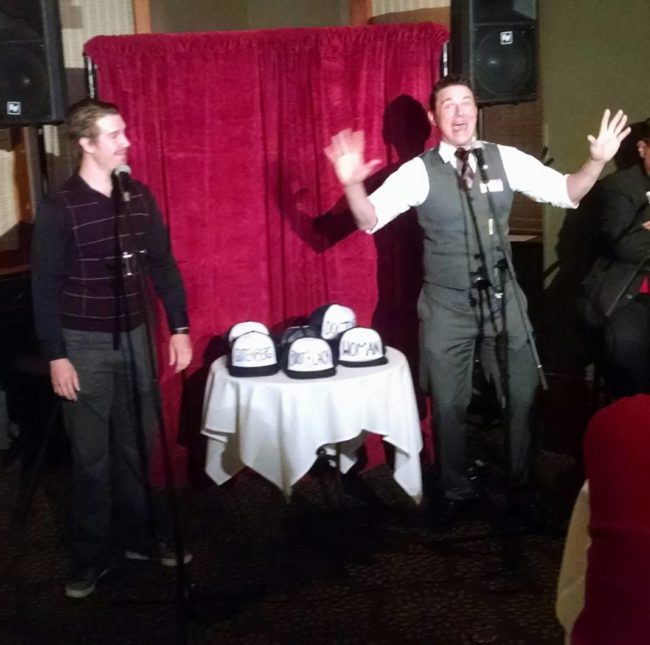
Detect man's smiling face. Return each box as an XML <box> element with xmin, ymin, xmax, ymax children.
<box><xmin>430</xmin><ymin>83</ymin><xmax>478</xmax><ymax>148</ymax></box>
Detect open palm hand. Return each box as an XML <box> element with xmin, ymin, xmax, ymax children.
<box><xmin>588</xmin><ymin>109</ymin><xmax>630</xmax><ymax>163</ymax></box>
<box><xmin>325</xmin><ymin>129</ymin><xmax>380</xmax><ymax>187</ymax></box>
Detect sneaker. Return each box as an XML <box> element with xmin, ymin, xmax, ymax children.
<box><xmin>125</xmin><ymin>541</ymin><xmax>192</xmax><ymax>567</ymax></box>
<box><xmin>65</xmin><ymin>566</ymin><xmax>109</xmax><ymax>599</ymax></box>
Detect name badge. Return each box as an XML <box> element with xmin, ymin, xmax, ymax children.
<box><xmin>480</xmin><ymin>179</ymin><xmax>504</xmax><ymax>193</ymax></box>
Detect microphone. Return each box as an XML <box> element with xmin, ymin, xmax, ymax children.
<box><xmin>471</xmin><ymin>141</ymin><xmax>494</xmax><ymax>235</ymax></box>
<box><xmin>471</xmin><ymin>141</ymin><xmax>488</xmax><ymax>174</ymax></box>
<box><xmin>113</xmin><ymin>164</ymin><xmax>131</xmax><ymax>201</ymax></box>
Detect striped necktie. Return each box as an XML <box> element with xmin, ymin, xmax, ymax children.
<box><xmin>455</xmin><ymin>147</ymin><xmax>473</xmax><ymax>190</ymax></box>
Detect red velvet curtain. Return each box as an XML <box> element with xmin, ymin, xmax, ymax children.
<box><xmin>84</xmin><ymin>23</ymin><xmax>448</xmax><ymax>483</ymax></box>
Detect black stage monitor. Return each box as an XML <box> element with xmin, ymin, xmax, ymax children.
<box><xmin>0</xmin><ymin>0</ymin><xmax>67</xmax><ymax>126</ymax></box>
<box><xmin>450</xmin><ymin>0</ymin><xmax>537</xmax><ymax>105</ymax></box>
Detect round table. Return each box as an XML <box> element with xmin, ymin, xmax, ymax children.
<box><xmin>201</xmin><ymin>346</ymin><xmax>423</xmax><ymax>502</ymax></box>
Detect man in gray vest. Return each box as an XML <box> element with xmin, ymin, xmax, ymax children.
<box><xmin>325</xmin><ymin>75</ymin><xmax>629</xmax><ymax>524</ymax></box>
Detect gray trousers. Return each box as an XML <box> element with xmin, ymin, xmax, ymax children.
<box><xmin>418</xmin><ymin>280</ymin><xmax>538</xmax><ymax>500</ymax></box>
<box><xmin>61</xmin><ymin>326</ymin><xmax>166</xmax><ymax>569</ymax></box>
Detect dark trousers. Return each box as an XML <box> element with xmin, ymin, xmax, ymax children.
<box><xmin>603</xmin><ymin>294</ymin><xmax>650</xmax><ymax>398</ymax></box>
<box><xmin>62</xmin><ymin>326</ymin><xmax>165</xmax><ymax>569</ymax></box>
<box><xmin>418</xmin><ymin>281</ymin><xmax>538</xmax><ymax>500</ymax></box>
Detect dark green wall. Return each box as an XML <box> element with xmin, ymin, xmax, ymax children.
<box><xmin>150</xmin><ymin>0</ymin><xmax>349</xmax><ymax>33</ymax></box>
<box><xmin>540</xmin><ymin>0</ymin><xmax>649</xmax><ymax>269</ymax></box>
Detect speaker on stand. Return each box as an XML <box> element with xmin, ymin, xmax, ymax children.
<box><xmin>450</xmin><ymin>0</ymin><xmax>537</xmax><ymax>106</ymax></box>
<box><xmin>1</xmin><ymin>0</ymin><xmax>68</xmax><ymax>206</ymax></box>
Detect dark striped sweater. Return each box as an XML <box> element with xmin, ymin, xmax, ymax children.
<box><xmin>31</xmin><ymin>174</ymin><xmax>188</xmax><ymax>360</ymax></box>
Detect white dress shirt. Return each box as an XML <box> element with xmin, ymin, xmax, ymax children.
<box><xmin>368</xmin><ymin>139</ymin><xmax>577</xmax><ymax>233</ymax></box>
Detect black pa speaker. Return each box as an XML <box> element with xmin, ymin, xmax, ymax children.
<box><xmin>0</xmin><ymin>0</ymin><xmax>67</xmax><ymax>126</ymax></box>
<box><xmin>450</xmin><ymin>0</ymin><xmax>537</xmax><ymax>106</ymax></box>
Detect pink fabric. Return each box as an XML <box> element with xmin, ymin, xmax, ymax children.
<box><xmin>572</xmin><ymin>395</ymin><xmax>650</xmax><ymax>645</ymax></box>
<box><xmin>84</xmin><ymin>24</ymin><xmax>448</xmax><ymax>482</ymax></box>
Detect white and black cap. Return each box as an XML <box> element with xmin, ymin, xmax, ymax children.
<box><xmin>280</xmin><ymin>324</ymin><xmax>317</xmax><ymax>349</ymax></box>
<box><xmin>282</xmin><ymin>336</ymin><xmax>336</xmax><ymax>379</ymax></box>
<box><xmin>309</xmin><ymin>303</ymin><xmax>356</xmax><ymax>341</ymax></box>
<box><xmin>337</xmin><ymin>327</ymin><xmax>388</xmax><ymax>367</ymax></box>
<box><xmin>227</xmin><ymin>321</ymin><xmax>270</xmax><ymax>345</ymax></box>
<box><xmin>228</xmin><ymin>330</ymin><xmax>279</xmax><ymax>377</ymax></box>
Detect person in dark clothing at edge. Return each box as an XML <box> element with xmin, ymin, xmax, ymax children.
<box><xmin>579</xmin><ymin>118</ymin><xmax>650</xmax><ymax>399</ymax></box>
<box><xmin>31</xmin><ymin>98</ymin><xmax>193</xmax><ymax>599</ymax></box>
<box><xmin>325</xmin><ymin>75</ymin><xmax>629</xmax><ymax>526</ymax></box>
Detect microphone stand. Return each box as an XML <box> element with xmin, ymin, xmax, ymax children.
<box><xmin>475</xmin><ymin>148</ymin><xmax>553</xmax><ymax>555</ymax></box>
<box><xmin>472</xmin><ymin>145</ymin><xmax>549</xmax><ymax>506</ymax></box>
<box><xmin>113</xmin><ymin>173</ymin><xmax>193</xmax><ymax>645</ymax></box>
<box><xmin>473</xmin><ymin>147</ymin><xmax>548</xmax><ymax>392</ymax></box>
<box><xmin>459</xmin><ymin>148</ymin><xmax>541</xmax><ymax>590</ymax></box>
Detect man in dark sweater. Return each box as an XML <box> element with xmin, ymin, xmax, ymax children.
<box><xmin>580</xmin><ymin>118</ymin><xmax>650</xmax><ymax>398</ymax></box>
<box><xmin>325</xmin><ymin>75</ymin><xmax>629</xmax><ymax>524</ymax></box>
<box><xmin>31</xmin><ymin>98</ymin><xmax>192</xmax><ymax>598</ymax></box>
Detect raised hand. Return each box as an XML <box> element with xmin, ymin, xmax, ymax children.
<box><xmin>325</xmin><ymin>129</ymin><xmax>381</xmax><ymax>187</ymax></box>
<box><xmin>587</xmin><ymin>109</ymin><xmax>630</xmax><ymax>163</ymax></box>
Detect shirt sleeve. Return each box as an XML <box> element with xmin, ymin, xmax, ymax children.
<box><xmin>30</xmin><ymin>197</ymin><xmax>69</xmax><ymax>361</ymax></box>
<box><xmin>367</xmin><ymin>156</ymin><xmax>430</xmax><ymax>233</ymax></box>
<box><xmin>498</xmin><ymin>144</ymin><xmax>578</xmax><ymax>209</ymax></box>
<box><xmin>141</xmin><ymin>186</ymin><xmax>189</xmax><ymax>332</ymax></box>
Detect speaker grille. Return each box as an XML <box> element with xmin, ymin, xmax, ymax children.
<box><xmin>473</xmin><ymin>25</ymin><xmax>536</xmax><ymax>102</ymax></box>
<box><xmin>450</xmin><ymin>0</ymin><xmax>538</xmax><ymax>106</ymax></box>
<box><xmin>0</xmin><ymin>42</ymin><xmax>52</xmax><ymax>123</ymax></box>
<box><xmin>0</xmin><ymin>0</ymin><xmax>67</xmax><ymax>125</ymax></box>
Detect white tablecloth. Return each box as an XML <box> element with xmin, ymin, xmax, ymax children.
<box><xmin>201</xmin><ymin>347</ymin><xmax>423</xmax><ymax>502</ymax></box>
<box><xmin>556</xmin><ymin>481</ymin><xmax>590</xmax><ymax>640</ymax></box>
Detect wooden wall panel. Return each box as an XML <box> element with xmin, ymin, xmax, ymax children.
<box><xmin>350</xmin><ymin>0</ymin><xmax>372</xmax><ymax>25</ymax></box>
<box><xmin>133</xmin><ymin>0</ymin><xmax>152</xmax><ymax>33</ymax></box>
<box><xmin>482</xmin><ymin>101</ymin><xmax>544</xmax><ymax>235</ymax></box>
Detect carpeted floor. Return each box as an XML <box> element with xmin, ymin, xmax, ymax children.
<box><xmin>0</xmin><ymin>413</ymin><xmax>583</xmax><ymax>645</ymax></box>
